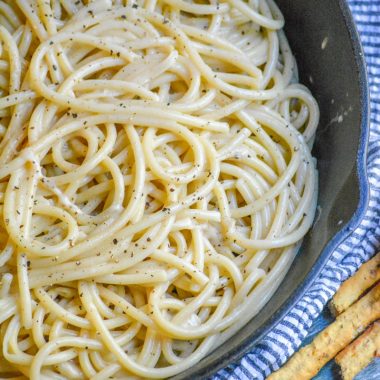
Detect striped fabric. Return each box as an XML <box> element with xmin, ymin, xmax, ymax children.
<box><xmin>214</xmin><ymin>1</ymin><xmax>380</xmax><ymax>379</ymax></box>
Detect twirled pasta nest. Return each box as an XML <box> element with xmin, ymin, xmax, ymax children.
<box><xmin>0</xmin><ymin>0</ymin><xmax>318</xmax><ymax>378</ymax></box>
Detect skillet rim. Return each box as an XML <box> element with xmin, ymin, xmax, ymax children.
<box><xmin>171</xmin><ymin>0</ymin><xmax>371</xmax><ymax>377</ymax></box>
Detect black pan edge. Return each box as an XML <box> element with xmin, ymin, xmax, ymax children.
<box><xmin>171</xmin><ymin>1</ymin><xmax>371</xmax><ymax>378</ymax></box>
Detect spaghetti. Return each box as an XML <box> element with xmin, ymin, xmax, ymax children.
<box><xmin>0</xmin><ymin>0</ymin><xmax>319</xmax><ymax>378</ymax></box>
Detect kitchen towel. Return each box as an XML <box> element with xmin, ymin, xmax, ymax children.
<box><xmin>215</xmin><ymin>1</ymin><xmax>380</xmax><ymax>379</ymax></box>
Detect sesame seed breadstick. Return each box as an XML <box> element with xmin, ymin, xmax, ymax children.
<box><xmin>335</xmin><ymin>321</ymin><xmax>380</xmax><ymax>380</ymax></box>
<box><xmin>330</xmin><ymin>253</ymin><xmax>380</xmax><ymax>316</ymax></box>
<box><xmin>267</xmin><ymin>283</ymin><xmax>380</xmax><ymax>380</ymax></box>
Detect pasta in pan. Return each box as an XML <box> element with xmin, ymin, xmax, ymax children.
<box><xmin>0</xmin><ymin>0</ymin><xmax>319</xmax><ymax>378</ymax></box>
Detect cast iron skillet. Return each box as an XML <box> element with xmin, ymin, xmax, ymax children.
<box><xmin>172</xmin><ymin>0</ymin><xmax>370</xmax><ymax>378</ymax></box>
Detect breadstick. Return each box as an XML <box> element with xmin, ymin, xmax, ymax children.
<box><xmin>335</xmin><ymin>321</ymin><xmax>380</xmax><ymax>380</ymax></box>
<box><xmin>330</xmin><ymin>252</ymin><xmax>380</xmax><ymax>315</ymax></box>
<box><xmin>267</xmin><ymin>283</ymin><xmax>380</xmax><ymax>380</ymax></box>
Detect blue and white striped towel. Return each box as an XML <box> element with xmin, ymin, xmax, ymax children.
<box><xmin>215</xmin><ymin>1</ymin><xmax>380</xmax><ymax>379</ymax></box>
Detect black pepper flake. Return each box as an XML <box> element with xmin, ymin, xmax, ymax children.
<box><xmin>113</xmin><ymin>238</ymin><xmax>118</xmax><ymax>245</ymax></box>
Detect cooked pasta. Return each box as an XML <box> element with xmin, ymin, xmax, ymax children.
<box><xmin>0</xmin><ymin>0</ymin><xmax>319</xmax><ymax>378</ymax></box>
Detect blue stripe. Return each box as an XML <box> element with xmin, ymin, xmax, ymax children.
<box><xmin>279</xmin><ymin>318</ymin><xmax>304</xmax><ymax>337</ymax></box>
<box><xmin>267</xmin><ymin>329</ymin><xmax>296</xmax><ymax>352</ymax></box>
